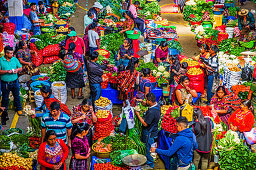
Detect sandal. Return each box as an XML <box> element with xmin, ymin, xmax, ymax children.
<box><xmin>77</xmin><ymin>95</ymin><xmax>84</xmax><ymax>99</ymax></box>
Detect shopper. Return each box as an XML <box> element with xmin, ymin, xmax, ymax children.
<box><xmin>210</xmin><ymin>86</ymin><xmax>241</xmax><ymax>126</ymax></box>
<box><xmin>37</xmin><ymin>1</ymin><xmax>47</xmax><ymax>15</ymax></box>
<box><xmin>131</xmin><ymin>68</ymin><xmax>151</xmax><ymax>106</ymax></box>
<box><xmin>38</xmin><ymin>130</ymin><xmax>69</xmax><ymax>170</ymax></box>
<box><xmin>117</xmin><ymin>57</ymin><xmax>139</xmax><ymax>102</ymax></box>
<box><xmin>41</xmin><ymin>101</ymin><xmax>73</xmax><ymax>147</ymax></box>
<box><xmin>129</xmin><ymin>1</ymin><xmax>145</xmax><ymax>34</ymax></box>
<box><xmin>88</xmin><ymin>22</ymin><xmax>100</xmax><ymax>55</ymax></box>
<box><xmin>135</xmin><ymin>93</ymin><xmax>161</xmax><ymax>169</ymax></box>
<box><xmin>117</xmin><ymin>38</ymin><xmax>134</xmax><ymax>67</ymax></box>
<box><xmin>178</xmin><ymin>0</ymin><xmax>186</xmax><ymax>13</ymax></box>
<box><xmin>0</xmin><ymin>46</ymin><xmax>23</xmax><ymax>125</ymax></box>
<box><xmin>70</xmin><ymin>123</ymin><xmax>91</xmax><ymax>170</ymax></box>
<box><xmin>172</xmin><ymin>62</ymin><xmax>188</xmax><ymax>78</ymax></box>
<box><xmin>155</xmin><ymin>41</ymin><xmax>169</xmax><ymax>64</ymax></box>
<box><xmin>172</xmin><ymin>76</ymin><xmax>198</xmax><ymax>106</ymax></box>
<box><xmin>120</xmin><ymin>10</ymin><xmax>135</xmax><ymax>34</ymax></box>
<box><xmin>151</xmin><ymin>117</ymin><xmax>198</xmax><ymax>170</ymax></box>
<box><xmin>34</xmin><ymin>85</ymin><xmax>71</xmax><ymax>117</ymax></box>
<box><xmin>64</xmin><ymin>43</ymin><xmax>85</xmax><ymax>99</ymax></box>
<box><xmin>65</xmin><ymin>31</ymin><xmax>85</xmax><ymax>57</ymax></box>
<box><xmin>88</xmin><ymin>2</ymin><xmax>103</xmax><ymax>20</ymax></box>
<box><xmin>192</xmin><ymin>44</ymin><xmax>210</xmax><ymax>62</ymax></box>
<box><xmin>202</xmin><ymin>45</ymin><xmax>219</xmax><ymax>104</ymax></box>
<box><xmin>191</xmin><ymin>108</ymin><xmax>213</xmax><ymax>170</ymax></box>
<box><xmin>84</xmin><ymin>11</ymin><xmax>94</xmax><ymax>31</ymax></box>
<box><xmin>29</xmin><ymin>3</ymin><xmax>44</xmax><ymax>35</ymax></box>
<box><xmin>87</xmin><ymin>51</ymin><xmax>112</xmax><ymax>105</ymax></box>
<box><xmin>71</xmin><ymin>98</ymin><xmax>97</xmax><ymax>146</ymax></box>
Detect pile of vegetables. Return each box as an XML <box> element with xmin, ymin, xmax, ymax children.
<box><xmin>0</xmin><ymin>153</ymin><xmax>33</xmax><ymax>169</ymax></box>
<box><xmin>110</xmin><ymin>149</ymin><xmax>138</xmax><ymax>167</ymax></box>
<box><xmin>218</xmin><ymin>38</ymin><xmax>246</xmax><ymax>56</ymax></box>
<box><xmin>168</xmin><ymin>40</ymin><xmax>183</xmax><ymax>52</ymax></box>
<box><xmin>93</xmin><ymin>139</ymin><xmax>112</xmax><ymax>153</ymax></box>
<box><xmin>161</xmin><ymin>106</ymin><xmax>179</xmax><ymax>133</ymax></box>
<box><xmin>136</xmin><ymin>62</ymin><xmax>157</xmax><ymax>72</ymax></box>
<box><xmin>216</xmin><ymin>130</ymin><xmax>256</xmax><ymax>169</ymax></box>
<box><xmin>95</xmin><ymin>97</ymin><xmax>112</xmax><ymax>108</ymax></box>
<box><xmin>94</xmin><ymin>162</ymin><xmax>128</xmax><ymax>170</ymax></box>
<box><xmin>134</xmin><ymin>102</ymin><xmax>148</xmax><ymax>137</ymax></box>
<box><xmin>140</xmin><ymin>2</ymin><xmax>161</xmax><ymax>19</ymax></box>
<box><xmin>48</xmin><ymin>61</ymin><xmax>67</xmax><ymax>82</ymax></box>
<box><xmin>101</xmin><ymin>33</ymin><xmax>125</xmax><ymax>54</ymax></box>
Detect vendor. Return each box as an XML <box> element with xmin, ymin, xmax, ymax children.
<box><xmin>33</xmin><ymin>85</ymin><xmax>71</xmax><ymax>117</ymax></box>
<box><xmin>135</xmin><ymin>93</ymin><xmax>161</xmax><ymax>169</ymax></box>
<box><xmin>120</xmin><ymin>11</ymin><xmax>135</xmax><ymax>34</ymax></box>
<box><xmin>71</xmin><ymin>98</ymin><xmax>97</xmax><ymax>146</ymax></box>
<box><xmin>37</xmin><ymin>1</ymin><xmax>47</xmax><ymax>15</ymax></box>
<box><xmin>210</xmin><ymin>86</ymin><xmax>241</xmax><ymax>126</ymax></box>
<box><xmin>131</xmin><ymin>68</ymin><xmax>152</xmax><ymax>106</ymax></box>
<box><xmin>16</xmin><ymin>41</ymin><xmax>39</xmax><ymax>75</ymax></box>
<box><xmin>129</xmin><ymin>1</ymin><xmax>145</xmax><ymax>34</ymax></box>
<box><xmin>192</xmin><ymin>44</ymin><xmax>210</xmax><ymax>62</ymax></box>
<box><xmin>172</xmin><ymin>76</ymin><xmax>198</xmax><ymax>106</ymax></box>
<box><xmin>88</xmin><ymin>2</ymin><xmax>103</xmax><ymax>20</ymax></box>
<box><xmin>117</xmin><ymin>38</ymin><xmax>134</xmax><ymax>67</ymax></box>
<box><xmin>29</xmin><ymin>3</ymin><xmax>44</xmax><ymax>35</ymax></box>
<box><xmin>228</xmin><ymin>99</ymin><xmax>255</xmax><ymax>133</ymax></box>
<box><xmin>155</xmin><ymin>41</ymin><xmax>169</xmax><ymax>64</ymax></box>
<box><xmin>238</xmin><ymin>9</ymin><xmax>255</xmax><ymax>31</ymax></box>
<box><xmin>65</xmin><ymin>31</ymin><xmax>86</xmax><ymax>57</ymax></box>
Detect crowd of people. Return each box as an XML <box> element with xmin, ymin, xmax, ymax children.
<box><xmin>0</xmin><ymin>0</ymin><xmax>256</xmax><ymax>170</ymax></box>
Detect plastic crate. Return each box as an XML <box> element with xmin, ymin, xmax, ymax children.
<box><xmin>126</xmin><ymin>30</ymin><xmax>141</xmax><ymax>39</ymax></box>
<box><xmin>213</xmin><ymin>15</ymin><xmax>223</xmax><ymax>28</ymax></box>
<box><xmin>151</xmin><ymin>87</ymin><xmax>163</xmax><ymax>102</ymax></box>
<box><xmin>101</xmin><ymin>85</ymin><xmax>123</xmax><ymax>104</ymax></box>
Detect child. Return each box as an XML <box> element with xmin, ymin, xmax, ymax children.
<box><xmin>88</xmin><ymin>22</ymin><xmax>100</xmax><ymax>55</ymax></box>
<box><xmin>172</xmin><ymin>62</ymin><xmax>188</xmax><ymax>77</ymax></box>
<box><xmin>37</xmin><ymin>1</ymin><xmax>47</xmax><ymax>15</ymax></box>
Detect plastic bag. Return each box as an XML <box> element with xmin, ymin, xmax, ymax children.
<box><xmin>241</xmin><ymin>66</ymin><xmax>252</xmax><ymax>81</ymax></box>
<box><xmin>3</xmin><ymin>22</ymin><xmax>15</xmax><ymax>35</ymax></box>
<box><xmin>31</xmin><ymin>49</ymin><xmax>43</xmax><ymax>67</ymax></box>
<box><xmin>51</xmin><ymin>81</ymin><xmax>67</xmax><ymax>104</ymax></box>
<box><xmin>122</xmin><ymin>100</ymin><xmax>135</xmax><ymax>129</ymax></box>
<box><xmin>42</xmin><ymin>44</ymin><xmax>60</xmax><ymax>57</ymax></box>
<box><xmin>34</xmin><ymin>90</ymin><xmax>44</xmax><ymax>107</ymax></box>
<box><xmin>244</xmin><ymin>128</ymin><xmax>256</xmax><ymax>145</ymax></box>
<box><xmin>93</xmin><ymin>117</ymin><xmax>114</xmax><ymax>140</ymax></box>
<box><xmin>43</xmin><ymin>56</ymin><xmax>60</xmax><ymax>64</ymax></box>
<box><xmin>95</xmin><ymin>101</ymin><xmax>113</xmax><ymax>112</ymax></box>
<box><xmin>29</xmin><ymin>43</ymin><xmax>38</xmax><ymax>51</ymax></box>
<box><xmin>110</xmin><ymin>149</ymin><xmax>138</xmax><ymax>166</ymax></box>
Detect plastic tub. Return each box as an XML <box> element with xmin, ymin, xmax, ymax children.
<box><xmin>224</xmin><ymin>2</ymin><xmax>235</xmax><ymax>8</ymax></box>
<box><xmin>155</xmin><ymin>38</ymin><xmax>166</xmax><ymax>45</ymax></box>
<box><xmin>126</xmin><ymin>30</ymin><xmax>141</xmax><ymax>39</ymax></box>
<box><xmin>30</xmin><ymin>81</ymin><xmax>50</xmax><ymax>92</ymax></box>
<box><xmin>101</xmin><ymin>85</ymin><xmax>123</xmax><ymax>104</ymax></box>
<box><xmin>213</xmin><ymin>9</ymin><xmax>224</xmax><ymax>15</ymax></box>
<box><xmin>31</xmin><ymin>75</ymin><xmax>50</xmax><ymax>82</ymax></box>
<box><xmin>55</xmin><ymin>24</ymin><xmax>67</xmax><ymax>29</ymax></box>
<box><xmin>169</xmin><ymin>48</ymin><xmax>179</xmax><ymax>55</ymax></box>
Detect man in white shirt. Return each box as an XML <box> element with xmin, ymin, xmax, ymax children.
<box><xmin>84</xmin><ymin>11</ymin><xmax>94</xmax><ymax>32</ymax></box>
<box><xmin>129</xmin><ymin>1</ymin><xmax>145</xmax><ymax>34</ymax></box>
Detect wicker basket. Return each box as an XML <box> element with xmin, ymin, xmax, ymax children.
<box><xmin>92</xmin><ymin>143</ymin><xmax>111</xmax><ymax>158</ymax></box>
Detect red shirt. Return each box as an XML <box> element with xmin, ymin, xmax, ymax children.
<box><xmin>38</xmin><ymin>139</ymin><xmax>69</xmax><ymax>170</ymax></box>
<box><xmin>65</xmin><ymin>37</ymin><xmax>85</xmax><ymax>55</ymax></box>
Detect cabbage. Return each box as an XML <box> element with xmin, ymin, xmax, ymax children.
<box><xmin>163</xmin><ymin>71</ymin><xmax>170</xmax><ymax>78</ymax></box>
<box><xmin>156</xmin><ymin>72</ymin><xmax>162</xmax><ymax>77</ymax></box>
<box><xmin>158</xmin><ymin>66</ymin><xmax>165</xmax><ymax>72</ymax></box>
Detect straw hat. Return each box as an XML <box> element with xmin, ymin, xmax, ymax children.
<box><xmin>238</xmin><ymin>9</ymin><xmax>249</xmax><ymax>16</ymax></box>
<box><xmin>92</xmin><ymin>2</ymin><xmax>103</xmax><ymax>9</ymax></box>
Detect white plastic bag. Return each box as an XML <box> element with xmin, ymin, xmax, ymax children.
<box><xmin>51</xmin><ymin>81</ymin><xmax>67</xmax><ymax>104</ymax></box>
<box><xmin>123</xmin><ymin>100</ymin><xmax>135</xmax><ymax>129</ymax></box>
<box><xmin>34</xmin><ymin>90</ymin><xmax>44</xmax><ymax>107</ymax></box>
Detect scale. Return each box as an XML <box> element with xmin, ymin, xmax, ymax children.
<box><xmin>122</xmin><ymin>154</ymin><xmax>147</xmax><ymax>170</ymax></box>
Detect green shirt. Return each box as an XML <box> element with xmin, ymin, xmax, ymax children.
<box><xmin>0</xmin><ymin>56</ymin><xmax>22</xmax><ymax>82</ymax></box>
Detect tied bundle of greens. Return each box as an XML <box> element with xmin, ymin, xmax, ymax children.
<box><xmin>136</xmin><ymin>62</ymin><xmax>157</xmax><ymax>72</ymax></box>
<box><xmin>0</xmin><ymin>135</ymin><xmax>11</xmax><ymax>150</ymax></box>
<box><xmin>168</xmin><ymin>40</ymin><xmax>183</xmax><ymax>52</ymax></box>
<box><xmin>48</xmin><ymin>61</ymin><xmax>67</xmax><ymax>82</ymax></box>
<box><xmin>28</xmin><ymin>117</ymin><xmax>41</xmax><ymax>137</ymax></box>
<box><xmin>140</xmin><ymin>2</ymin><xmax>160</xmax><ymax>19</ymax></box>
<box><xmin>100</xmin><ymin>33</ymin><xmax>125</xmax><ymax>55</ymax></box>
<box><xmin>33</xmin><ymin>33</ymin><xmax>66</xmax><ymax>50</ymax></box>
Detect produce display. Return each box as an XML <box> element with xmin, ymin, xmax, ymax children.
<box><xmin>93</xmin><ymin>140</ymin><xmax>112</xmax><ymax>153</ymax></box>
<box><xmin>0</xmin><ymin>153</ymin><xmax>33</xmax><ymax>169</ymax></box>
<box><xmin>48</xmin><ymin>61</ymin><xmax>67</xmax><ymax>82</ymax></box>
<box><xmin>94</xmin><ymin>162</ymin><xmax>128</xmax><ymax>170</ymax></box>
<box><xmin>96</xmin><ymin>110</ymin><xmax>111</xmax><ymax>119</ymax></box>
<box><xmin>95</xmin><ymin>97</ymin><xmax>111</xmax><ymax>107</ymax></box>
<box><xmin>161</xmin><ymin>106</ymin><xmax>179</xmax><ymax>133</ymax></box>
<box><xmin>187</xmin><ymin>67</ymin><xmax>203</xmax><ymax>75</ymax></box>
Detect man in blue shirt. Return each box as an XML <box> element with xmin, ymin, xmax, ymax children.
<box><xmin>41</xmin><ymin>101</ymin><xmax>73</xmax><ymax>147</ymax></box>
<box><xmin>151</xmin><ymin>117</ymin><xmax>198</xmax><ymax>170</ymax></box>
<box><xmin>29</xmin><ymin>3</ymin><xmax>44</xmax><ymax>35</ymax></box>
<box><xmin>0</xmin><ymin>46</ymin><xmax>23</xmax><ymax>125</ymax></box>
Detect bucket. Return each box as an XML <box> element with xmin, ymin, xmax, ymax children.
<box><xmin>226</xmin><ymin>27</ymin><xmax>234</xmax><ymax>39</ymax></box>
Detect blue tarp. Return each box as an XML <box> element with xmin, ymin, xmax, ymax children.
<box><xmin>9</xmin><ymin>16</ymin><xmax>24</xmax><ymax>31</ymax></box>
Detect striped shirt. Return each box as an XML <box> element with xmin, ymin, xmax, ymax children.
<box><xmin>207</xmin><ymin>55</ymin><xmax>219</xmax><ymax>74</ymax></box>
<box><xmin>41</xmin><ymin>112</ymin><xmax>73</xmax><ymax>143</ymax></box>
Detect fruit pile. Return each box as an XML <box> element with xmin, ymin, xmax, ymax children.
<box><xmin>0</xmin><ymin>153</ymin><xmax>33</xmax><ymax>169</ymax></box>
<box><xmin>187</xmin><ymin>67</ymin><xmax>203</xmax><ymax>75</ymax></box>
<box><xmin>96</xmin><ymin>110</ymin><xmax>111</xmax><ymax>119</ymax></box>
<box><xmin>95</xmin><ymin>97</ymin><xmax>111</xmax><ymax>107</ymax></box>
